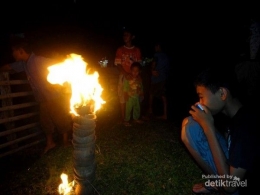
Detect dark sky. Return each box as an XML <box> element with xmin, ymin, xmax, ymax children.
<box><xmin>1</xmin><ymin>1</ymin><xmax>178</xmax><ymax>66</ymax></box>
<box><xmin>0</xmin><ymin>1</ymin><xmax>256</xmax><ymax>68</ymax></box>
<box><xmin>0</xmin><ymin>1</ymin><xmax>257</xmax><ymax>119</ymax></box>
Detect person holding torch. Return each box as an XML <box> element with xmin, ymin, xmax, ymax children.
<box><xmin>0</xmin><ymin>36</ymin><xmax>72</xmax><ymax>155</ymax></box>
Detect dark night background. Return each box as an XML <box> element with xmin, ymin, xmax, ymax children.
<box><xmin>0</xmin><ymin>1</ymin><xmax>257</xmax><ymax>123</ymax></box>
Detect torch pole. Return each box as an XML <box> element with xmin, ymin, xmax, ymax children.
<box><xmin>72</xmin><ymin>106</ymin><xmax>96</xmax><ymax>195</ymax></box>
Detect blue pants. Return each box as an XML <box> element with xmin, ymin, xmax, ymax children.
<box><xmin>184</xmin><ymin>116</ymin><xmax>229</xmax><ymax>174</ymax></box>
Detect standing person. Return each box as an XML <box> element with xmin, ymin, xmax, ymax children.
<box><xmin>0</xmin><ymin>36</ymin><xmax>72</xmax><ymax>155</ymax></box>
<box><xmin>249</xmin><ymin>17</ymin><xmax>260</xmax><ymax>60</ymax></box>
<box><xmin>114</xmin><ymin>27</ymin><xmax>142</xmax><ymax>124</ymax></box>
<box><xmin>148</xmin><ymin>41</ymin><xmax>170</xmax><ymax>120</ymax></box>
<box><xmin>123</xmin><ymin>62</ymin><xmax>144</xmax><ymax>127</ymax></box>
<box><xmin>235</xmin><ymin>16</ymin><xmax>260</xmax><ymax>105</ymax></box>
<box><xmin>181</xmin><ymin>67</ymin><xmax>259</xmax><ymax>194</ymax></box>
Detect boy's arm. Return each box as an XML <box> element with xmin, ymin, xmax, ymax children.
<box><xmin>202</xmin><ymin>122</ymin><xmax>246</xmax><ymax>194</ymax></box>
<box><xmin>114</xmin><ymin>48</ymin><xmax>122</xmax><ymax>66</ymax></box>
<box><xmin>151</xmin><ymin>56</ymin><xmax>159</xmax><ymax>77</ymax></box>
<box><xmin>114</xmin><ymin>48</ymin><xmax>131</xmax><ymax>78</ymax></box>
<box><xmin>117</xmin><ymin>64</ymin><xmax>128</xmax><ymax>76</ymax></box>
<box><xmin>136</xmin><ymin>47</ymin><xmax>142</xmax><ymax>63</ymax></box>
<box><xmin>0</xmin><ymin>64</ymin><xmax>14</xmax><ymax>73</ymax></box>
<box><xmin>0</xmin><ymin>61</ymin><xmax>24</xmax><ymax>74</ymax></box>
<box><xmin>192</xmin><ymin>107</ymin><xmax>246</xmax><ymax>194</ymax></box>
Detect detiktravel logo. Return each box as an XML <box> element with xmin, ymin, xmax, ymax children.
<box><xmin>202</xmin><ymin>174</ymin><xmax>247</xmax><ymax>188</ymax></box>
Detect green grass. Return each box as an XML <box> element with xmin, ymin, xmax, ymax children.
<box><xmin>0</xmin><ymin>111</ymin><xmax>203</xmax><ymax>195</ymax></box>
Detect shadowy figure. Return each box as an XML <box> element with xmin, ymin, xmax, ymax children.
<box><xmin>148</xmin><ymin>41</ymin><xmax>170</xmax><ymax>120</ymax></box>
<box><xmin>0</xmin><ymin>36</ymin><xmax>72</xmax><ymax>155</ymax></box>
<box><xmin>235</xmin><ymin>16</ymin><xmax>260</xmax><ymax>107</ymax></box>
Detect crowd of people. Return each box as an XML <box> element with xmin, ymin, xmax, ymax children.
<box><xmin>1</xmin><ymin>17</ymin><xmax>260</xmax><ymax>194</ymax></box>
<box><xmin>0</xmin><ymin>27</ymin><xmax>172</xmax><ymax>154</ymax></box>
<box><xmin>114</xmin><ymin>27</ymin><xmax>171</xmax><ymax>127</ymax></box>
<box><xmin>112</xmin><ymin>21</ymin><xmax>260</xmax><ymax>195</ymax></box>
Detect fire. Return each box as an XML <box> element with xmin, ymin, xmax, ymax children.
<box><xmin>47</xmin><ymin>53</ymin><xmax>105</xmax><ymax>116</ymax></box>
<box><xmin>58</xmin><ymin>173</ymin><xmax>74</xmax><ymax>194</ymax></box>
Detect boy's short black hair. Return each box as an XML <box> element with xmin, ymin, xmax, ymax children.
<box><xmin>122</xmin><ymin>26</ymin><xmax>136</xmax><ymax>36</ymax></box>
<box><xmin>130</xmin><ymin>62</ymin><xmax>142</xmax><ymax>70</ymax></box>
<box><xmin>9</xmin><ymin>35</ymin><xmax>32</xmax><ymax>53</ymax></box>
<box><xmin>194</xmin><ymin>67</ymin><xmax>239</xmax><ymax>98</ymax></box>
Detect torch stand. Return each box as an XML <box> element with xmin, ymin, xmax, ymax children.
<box><xmin>72</xmin><ymin>108</ymin><xmax>96</xmax><ymax>195</ymax></box>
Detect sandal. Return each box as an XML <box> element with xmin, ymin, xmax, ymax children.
<box><xmin>192</xmin><ymin>182</ymin><xmax>220</xmax><ymax>194</ymax></box>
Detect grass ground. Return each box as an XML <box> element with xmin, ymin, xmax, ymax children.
<box><xmin>0</xmin><ymin>105</ymin><xmax>204</xmax><ymax>195</ymax></box>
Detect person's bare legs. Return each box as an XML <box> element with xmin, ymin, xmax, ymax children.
<box><xmin>181</xmin><ymin>117</ymin><xmax>217</xmax><ymax>193</ymax></box>
<box><xmin>156</xmin><ymin>96</ymin><xmax>167</xmax><ymax>120</ymax></box>
<box><xmin>44</xmin><ymin>133</ymin><xmax>56</xmax><ymax>154</ymax></box>
<box><xmin>63</xmin><ymin>132</ymin><xmax>71</xmax><ymax>146</ymax></box>
<box><xmin>43</xmin><ymin>132</ymin><xmax>71</xmax><ymax>154</ymax></box>
<box><xmin>181</xmin><ymin>117</ymin><xmax>215</xmax><ymax>174</ymax></box>
<box><xmin>120</xmin><ymin>103</ymin><xmax>126</xmax><ymax>123</ymax></box>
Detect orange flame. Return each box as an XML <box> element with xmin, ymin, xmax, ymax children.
<box><xmin>47</xmin><ymin>53</ymin><xmax>105</xmax><ymax>116</ymax></box>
